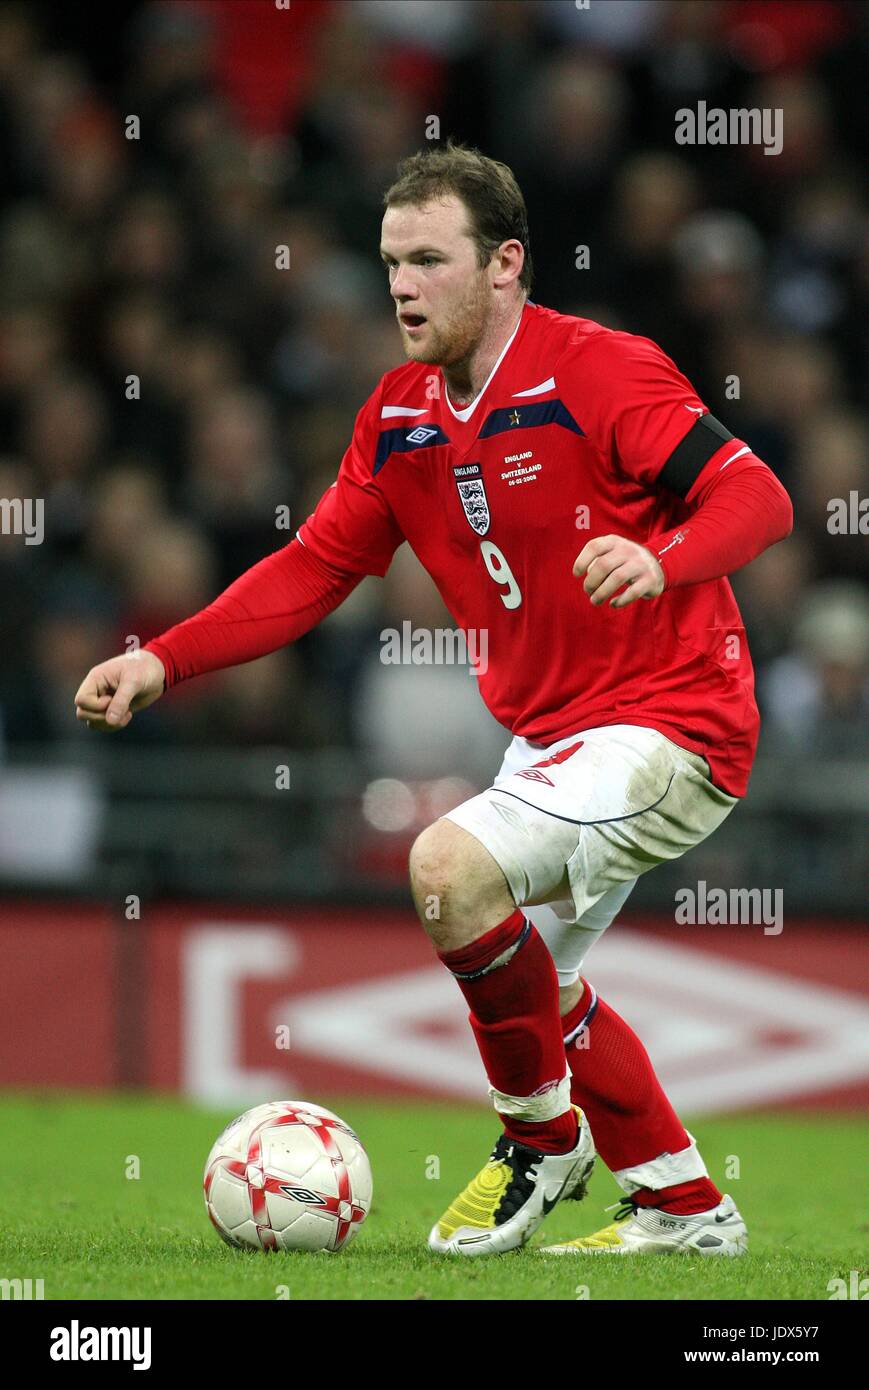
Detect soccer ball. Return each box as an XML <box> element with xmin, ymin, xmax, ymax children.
<box><xmin>203</xmin><ymin>1100</ymin><xmax>373</xmax><ymax>1252</ymax></box>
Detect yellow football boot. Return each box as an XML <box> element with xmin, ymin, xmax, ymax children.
<box><xmin>428</xmin><ymin>1106</ymin><xmax>595</xmax><ymax>1257</ymax></box>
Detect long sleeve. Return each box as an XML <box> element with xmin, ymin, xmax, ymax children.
<box><xmin>142</xmin><ymin>538</ymin><xmax>360</xmax><ymax>689</ymax></box>
<box><xmin>553</xmin><ymin>325</ymin><xmax>793</xmax><ymax>588</ymax></box>
<box><xmin>144</xmin><ymin>381</ymin><xmax>405</xmax><ymax>689</ymax></box>
<box><xmin>649</xmin><ymin>452</ymin><xmax>793</xmax><ymax>589</ymax></box>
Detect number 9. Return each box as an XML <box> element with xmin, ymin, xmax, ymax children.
<box><xmin>480</xmin><ymin>540</ymin><xmax>522</xmax><ymax>610</ymax></box>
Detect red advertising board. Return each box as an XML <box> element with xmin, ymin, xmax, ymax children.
<box><xmin>1</xmin><ymin>900</ymin><xmax>867</xmax><ymax>1111</ymax></box>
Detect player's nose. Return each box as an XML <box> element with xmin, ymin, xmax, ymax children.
<box><xmin>389</xmin><ymin>265</ymin><xmax>417</xmax><ymax>302</ymax></box>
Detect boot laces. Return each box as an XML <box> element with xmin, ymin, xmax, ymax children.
<box><xmin>604</xmin><ymin>1195</ymin><xmax>638</xmax><ymax>1224</ymax></box>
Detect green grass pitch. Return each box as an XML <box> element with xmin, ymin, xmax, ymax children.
<box><xmin>0</xmin><ymin>1092</ymin><xmax>864</xmax><ymax>1301</ymax></box>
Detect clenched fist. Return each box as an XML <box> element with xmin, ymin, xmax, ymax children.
<box><xmin>573</xmin><ymin>535</ymin><xmax>665</xmax><ymax>609</ymax></box>
<box><xmin>74</xmin><ymin>648</ymin><xmax>166</xmax><ymax>731</ymax></box>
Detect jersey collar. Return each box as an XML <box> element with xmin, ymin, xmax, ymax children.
<box><xmin>442</xmin><ymin>302</ymin><xmax>529</xmax><ymax>422</ymax></box>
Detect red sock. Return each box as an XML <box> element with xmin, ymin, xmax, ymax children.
<box><xmin>562</xmin><ymin>982</ymin><xmax>722</xmax><ymax>1214</ymax></box>
<box><xmin>439</xmin><ymin>909</ymin><xmax>577</xmax><ymax>1154</ymax></box>
<box><xmin>632</xmin><ymin>1178</ymin><xmax>722</xmax><ymax>1215</ymax></box>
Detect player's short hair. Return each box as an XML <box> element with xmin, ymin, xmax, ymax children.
<box><xmin>383</xmin><ymin>140</ymin><xmax>533</xmax><ymax>292</ymax></box>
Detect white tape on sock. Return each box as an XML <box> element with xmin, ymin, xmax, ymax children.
<box><xmin>488</xmin><ymin>1071</ymin><xmax>572</xmax><ymax>1122</ymax></box>
<box><xmin>613</xmin><ymin>1132</ymin><xmax>709</xmax><ymax>1195</ymax></box>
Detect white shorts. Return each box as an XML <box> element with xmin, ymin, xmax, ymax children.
<box><xmin>444</xmin><ymin>724</ymin><xmax>739</xmax><ymax>986</ymax></box>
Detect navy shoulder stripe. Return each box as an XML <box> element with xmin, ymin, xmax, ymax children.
<box><xmin>479</xmin><ymin>399</ymin><xmax>584</xmax><ymax>440</ymax></box>
<box><xmin>373</xmin><ymin>424</ymin><xmax>451</xmax><ymax>476</ymax></box>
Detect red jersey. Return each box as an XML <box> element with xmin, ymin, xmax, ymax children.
<box><xmin>297</xmin><ymin>303</ymin><xmax>768</xmax><ymax>795</ymax></box>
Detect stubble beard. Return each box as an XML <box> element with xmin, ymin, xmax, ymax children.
<box><xmin>400</xmin><ymin>273</ymin><xmax>491</xmax><ymax>375</ymax></box>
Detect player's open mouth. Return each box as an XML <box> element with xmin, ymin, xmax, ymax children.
<box><xmin>400</xmin><ymin>314</ymin><xmax>427</xmax><ymax>332</ymax></box>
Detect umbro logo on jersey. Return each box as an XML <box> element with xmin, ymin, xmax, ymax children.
<box><xmin>374</xmin><ymin>422</ymin><xmax>451</xmax><ymax>474</ymax></box>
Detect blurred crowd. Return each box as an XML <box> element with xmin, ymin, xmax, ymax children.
<box><xmin>1</xmin><ymin>0</ymin><xmax>868</xmax><ymax>781</ymax></box>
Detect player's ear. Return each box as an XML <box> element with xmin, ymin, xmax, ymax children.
<box><xmin>491</xmin><ymin>239</ymin><xmax>524</xmax><ymax>289</ymax></box>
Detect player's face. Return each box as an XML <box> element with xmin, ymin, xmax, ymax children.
<box><xmin>380</xmin><ymin>197</ymin><xmax>493</xmax><ymax>368</ymax></box>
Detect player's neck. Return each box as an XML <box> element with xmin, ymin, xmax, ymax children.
<box><xmin>443</xmin><ymin>298</ymin><xmax>526</xmax><ymax>410</ymax></box>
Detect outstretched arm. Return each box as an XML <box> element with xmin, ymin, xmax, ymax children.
<box><xmin>73</xmin><ymin>540</ymin><xmax>360</xmax><ymax>730</ymax></box>
<box><xmin>142</xmin><ymin>539</ymin><xmax>360</xmax><ymax>688</ymax></box>
<box><xmin>74</xmin><ymin>383</ymin><xmax>405</xmax><ymax>730</ymax></box>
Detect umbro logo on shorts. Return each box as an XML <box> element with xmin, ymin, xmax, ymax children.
<box><xmin>515</xmin><ymin>740</ymin><xmax>585</xmax><ymax>784</ymax></box>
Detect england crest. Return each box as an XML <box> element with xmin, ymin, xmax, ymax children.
<box><xmin>453</xmin><ymin>463</ymin><xmax>490</xmax><ymax>536</ymax></box>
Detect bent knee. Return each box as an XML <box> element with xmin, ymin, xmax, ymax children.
<box><xmin>409</xmin><ymin>818</ymin><xmax>476</xmax><ymax>900</ymax></box>
<box><xmin>409</xmin><ymin>818</ymin><xmax>512</xmax><ymax>927</ymax></box>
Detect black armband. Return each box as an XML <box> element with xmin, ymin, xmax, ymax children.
<box><xmin>658</xmin><ymin>414</ymin><xmax>735</xmax><ymax>498</ymax></box>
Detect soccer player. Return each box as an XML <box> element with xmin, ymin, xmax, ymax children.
<box><xmin>75</xmin><ymin>144</ymin><xmax>792</xmax><ymax>1258</ymax></box>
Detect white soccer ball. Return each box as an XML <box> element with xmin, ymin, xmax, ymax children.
<box><xmin>203</xmin><ymin>1100</ymin><xmax>373</xmax><ymax>1252</ymax></box>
